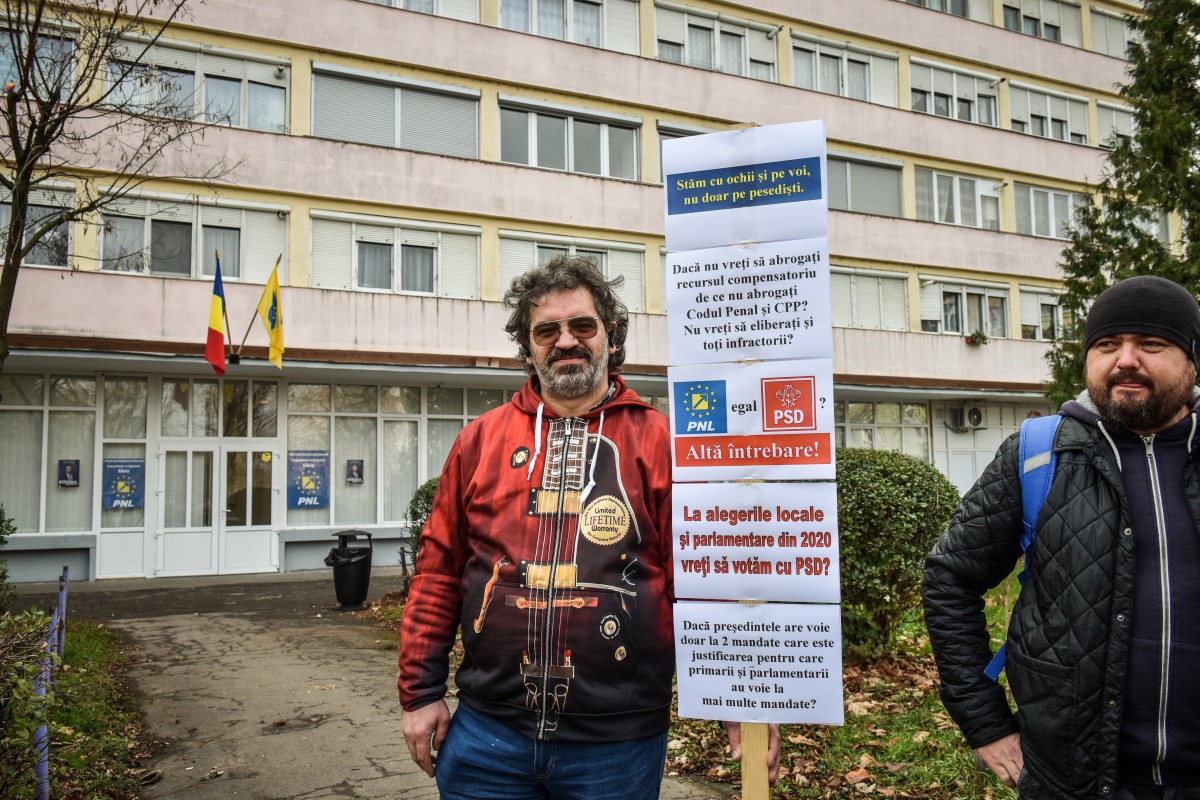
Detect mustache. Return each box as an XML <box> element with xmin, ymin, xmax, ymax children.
<box><xmin>1107</xmin><ymin>369</ymin><xmax>1152</xmax><ymax>390</ymax></box>
<box><xmin>546</xmin><ymin>346</ymin><xmax>591</xmax><ymax>366</ymax></box>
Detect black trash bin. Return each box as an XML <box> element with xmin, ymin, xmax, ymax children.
<box><xmin>324</xmin><ymin>531</ymin><xmax>373</xmax><ymax>609</ymax></box>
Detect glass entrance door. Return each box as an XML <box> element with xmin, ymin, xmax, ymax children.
<box><xmin>158</xmin><ymin>446</ymin><xmax>276</xmax><ymax>575</ymax></box>
<box><xmin>220</xmin><ymin>449</ymin><xmax>275</xmax><ymax>573</ymax></box>
<box><xmin>159</xmin><ymin>448</ymin><xmax>218</xmax><ymax>575</ymax></box>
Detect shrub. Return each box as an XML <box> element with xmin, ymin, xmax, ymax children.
<box><xmin>0</xmin><ymin>504</ymin><xmax>15</xmax><ymax>613</ymax></box>
<box><xmin>836</xmin><ymin>448</ymin><xmax>960</xmax><ymax>657</ymax></box>
<box><xmin>0</xmin><ymin>610</ymin><xmax>53</xmax><ymax>799</ymax></box>
<box><xmin>405</xmin><ymin>478</ymin><xmax>440</xmax><ymax>568</ymax></box>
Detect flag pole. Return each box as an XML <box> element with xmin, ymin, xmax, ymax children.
<box><xmin>237</xmin><ymin>254</ymin><xmax>282</xmax><ymax>355</ymax></box>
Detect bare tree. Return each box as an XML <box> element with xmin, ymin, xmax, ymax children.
<box><xmin>0</xmin><ymin>0</ymin><xmax>237</xmax><ymax>371</ymax></box>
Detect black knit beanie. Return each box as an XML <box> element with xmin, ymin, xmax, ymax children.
<box><xmin>1084</xmin><ymin>275</ymin><xmax>1200</xmax><ymax>366</ymax></box>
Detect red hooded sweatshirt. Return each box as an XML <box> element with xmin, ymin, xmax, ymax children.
<box><xmin>398</xmin><ymin>376</ymin><xmax>675</xmax><ymax>742</ymax></box>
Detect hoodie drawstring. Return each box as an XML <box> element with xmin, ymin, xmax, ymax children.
<box><xmin>527</xmin><ymin>402</ymin><xmax>544</xmax><ymax>481</ymax></box>
<box><xmin>579</xmin><ymin>411</ymin><xmax>605</xmax><ymax>506</ymax></box>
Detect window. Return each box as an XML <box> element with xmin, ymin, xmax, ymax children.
<box><xmin>1098</xmin><ymin>104</ymin><xmax>1134</xmax><ymax>148</ymax></box>
<box><xmin>310</xmin><ymin>213</ymin><xmax>480</xmax><ymax>299</ymax></box>
<box><xmin>1015</xmin><ymin>183</ymin><xmax>1086</xmax><ymax>239</ymax></box>
<box><xmin>920</xmin><ymin>281</ymin><xmax>1009</xmax><ymax>338</ymax></box>
<box><xmin>915</xmin><ymin>168</ymin><xmax>1000</xmax><ymax>230</ymax></box>
<box><xmin>794</xmin><ymin>38</ymin><xmax>898</xmax><ymax>106</ymax></box>
<box><xmin>905</xmin><ymin>0</ymin><xmax>978</xmax><ymax>19</ymax></box>
<box><xmin>285</xmin><ymin>383</ymin><xmax>508</xmax><ymax>527</ymax></box>
<box><xmin>100</xmin><ymin>200</ymin><xmax>287</xmax><ymax>281</ymax></box>
<box><xmin>831</xmin><ymin>269</ymin><xmax>908</xmax><ymax>331</ymax></box>
<box><xmin>500</xmin><ymin>103</ymin><xmax>638</xmax><ymax>180</ymax></box>
<box><xmin>834</xmin><ymin>401</ymin><xmax>930</xmax><ymax>461</ymax></box>
<box><xmin>0</xmin><ymin>196</ymin><xmax>71</xmax><ymax>267</ymax></box>
<box><xmin>1091</xmin><ymin>10</ymin><xmax>1130</xmax><ymax>58</ymax></box>
<box><xmin>655</xmin><ymin>6</ymin><xmax>775</xmax><ymax>78</ymax></box>
<box><xmin>909</xmin><ymin>63</ymin><xmax>997</xmax><ymax>126</ymax></box>
<box><xmin>1009</xmin><ymin>86</ymin><xmax>1088</xmax><ymax>144</ymax></box>
<box><xmin>364</xmin><ymin>0</ymin><xmax>480</xmax><ymax>20</ymax></box>
<box><xmin>827</xmin><ymin>156</ymin><xmax>903</xmax><ymax>217</ymax></box>
<box><xmin>1002</xmin><ymin>1</ymin><xmax>1081</xmax><ymax>46</ymax></box>
<box><xmin>312</xmin><ymin>68</ymin><xmax>478</xmax><ymax>159</ymax></box>
<box><xmin>499</xmin><ymin>233</ymin><xmax>644</xmax><ymax>312</ymax></box>
<box><xmin>500</xmin><ymin>0</ymin><xmax>638</xmax><ymax>53</ymax></box>
<box><xmin>105</xmin><ymin>44</ymin><xmax>288</xmax><ymax>133</ymax></box>
<box><xmin>1020</xmin><ymin>289</ymin><xmax>1062</xmax><ymax>341</ymax></box>
<box><xmin>0</xmin><ymin>31</ymin><xmax>74</xmax><ymax>103</ymax></box>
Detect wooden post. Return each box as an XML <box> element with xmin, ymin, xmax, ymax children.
<box><xmin>740</xmin><ymin>721</ymin><xmax>770</xmax><ymax>798</ymax></box>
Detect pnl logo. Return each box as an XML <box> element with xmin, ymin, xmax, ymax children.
<box><xmin>673</xmin><ymin>381</ymin><xmax>728</xmax><ymax>435</ymax></box>
<box><xmin>761</xmin><ymin>376</ymin><xmax>817</xmax><ymax>431</ymax></box>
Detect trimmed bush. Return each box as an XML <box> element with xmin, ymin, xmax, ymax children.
<box><xmin>405</xmin><ymin>478</ymin><xmax>440</xmax><ymax>567</ymax></box>
<box><xmin>836</xmin><ymin>448</ymin><xmax>960</xmax><ymax>656</ymax></box>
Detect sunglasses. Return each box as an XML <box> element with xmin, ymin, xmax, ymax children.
<box><xmin>529</xmin><ymin>315</ymin><xmax>605</xmax><ymax>347</ymax></box>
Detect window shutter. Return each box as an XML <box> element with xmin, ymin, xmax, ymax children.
<box><xmin>967</xmin><ymin>0</ymin><xmax>990</xmax><ymax>22</ymax></box>
<box><xmin>870</xmin><ymin>55</ymin><xmax>898</xmax><ymax>107</ymax></box>
<box><xmin>959</xmin><ymin>75</ymin><xmax>977</xmax><ymax>104</ymax></box>
<box><xmin>151</xmin><ymin>200</ymin><xmax>193</xmax><ymax>221</ymax></box>
<box><xmin>609</xmin><ymin>249</ymin><xmax>644</xmax><ymax>313</ymax></box>
<box><xmin>201</xmin><ymin>206</ymin><xmax>242</xmax><ymax>227</ymax></box>
<box><xmin>831</xmin><ymin>272</ymin><xmax>852</xmax><ymax>327</ymax></box>
<box><xmin>1015</xmin><ymin>184</ymin><xmax>1033</xmax><ymax>234</ymax></box>
<box><xmin>748</xmin><ymin>28</ymin><xmax>773</xmax><ymax>64</ymax></box>
<box><xmin>856</xmin><ymin>276</ymin><xmax>882</xmax><ymax>329</ymax></box>
<box><xmin>243</xmin><ymin>210</ymin><xmax>288</xmax><ymax>284</ymax></box>
<box><xmin>440</xmin><ymin>0</ymin><xmax>479</xmax><ymax>22</ymax></box>
<box><xmin>312</xmin><ymin>73</ymin><xmax>396</xmax><ymax>148</ymax></box>
<box><xmin>920</xmin><ymin>282</ymin><xmax>941</xmax><ymax>328</ymax></box>
<box><xmin>437</xmin><ymin>232</ymin><xmax>480</xmax><ymax>299</ymax></box>
<box><xmin>498</xmin><ymin>237</ymin><xmax>536</xmax><ymax>296</ymax></box>
<box><xmin>399</xmin><ymin>88</ymin><xmax>478</xmax><ymax>159</ymax></box>
<box><xmin>245</xmin><ymin>60</ymin><xmax>285</xmax><ymax>86</ymax></box>
<box><xmin>880</xmin><ymin>276</ymin><xmax>907</xmax><ymax>331</ymax></box>
<box><xmin>656</xmin><ymin>6</ymin><xmax>685</xmax><ymax>44</ymax></box>
<box><xmin>827</xmin><ymin>158</ymin><xmax>849</xmax><ymax>211</ymax></box>
<box><xmin>1050</xmin><ymin>95</ymin><xmax>1069</xmax><ymax>123</ymax></box>
<box><xmin>104</xmin><ymin>197</ymin><xmax>149</xmax><ymax>217</ymax></box>
<box><xmin>1042</xmin><ymin>0</ymin><xmax>1060</xmax><ymax>27</ymax></box>
<box><xmin>933</xmin><ymin>67</ymin><xmax>953</xmax><ymax>96</ymax></box>
<box><xmin>910</xmin><ymin>63</ymin><xmax>932</xmax><ymax>93</ymax></box>
<box><xmin>1058</xmin><ymin>2</ymin><xmax>1081</xmax><ymax>46</ymax></box>
<box><xmin>1068</xmin><ymin>98</ymin><xmax>1088</xmax><ymax>140</ymax></box>
<box><xmin>1010</xmin><ymin>87</ymin><xmax>1029</xmax><ymax>124</ymax></box>
<box><xmin>606</xmin><ymin>0</ymin><xmax>639</xmax><ymax>54</ymax></box>
<box><xmin>200</xmin><ymin>53</ymin><xmax>244</xmax><ymax>78</ymax></box>
<box><xmin>357</xmin><ymin>224</ymin><xmax>394</xmax><ymax>245</ymax></box>
<box><xmin>400</xmin><ymin>228</ymin><xmax>438</xmax><ymax>247</ymax></box>
<box><xmin>1027</xmin><ymin>90</ymin><xmax>1048</xmax><ymax>119</ymax></box>
<box><xmin>310</xmin><ymin>218</ymin><xmax>353</xmax><ymax>290</ymax></box>
<box><xmin>849</xmin><ymin>161</ymin><xmax>902</xmax><ymax>217</ymax></box>
<box><xmin>151</xmin><ymin>45</ymin><xmax>196</xmax><ymax>72</ymax></box>
<box><xmin>1020</xmin><ymin>292</ymin><xmax>1041</xmax><ymax>329</ymax></box>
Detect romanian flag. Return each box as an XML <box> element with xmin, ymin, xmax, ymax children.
<box><xmin>257</xmin><ymin>256</ymin><xmax>285</xmax><ymax>368</ymax></box>
<box><xmin>205</xmin><ymin>258</ymin><xmax>227</xmax><ymax>375</ymax></box>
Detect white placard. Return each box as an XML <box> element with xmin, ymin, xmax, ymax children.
<box><xmin>675</xmin><ymin>600</ymin><xmax>844</xmax><ymax>724</ymax></box>
<box><xmin>663</xmin><ymin>121</ymin><xmax>828</xmax><ymax>253</ymax></box>
<box><xmin>668</xmin><ymin>359</ymin><xmax>835</xmax><ymax>481</ymax></box>
<box><xmin>673</xmin><ymin>482</ymin><xmax>839</xmax><ymax>603</ymax></box>
<box><xmin>666</xmin><ymin>239</ymin><xmax>832</xmax><ymax>367</ymax></box>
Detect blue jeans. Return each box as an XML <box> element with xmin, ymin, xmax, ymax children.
<box><xmin>435</xmin><ymin>702</ymin><xmax>669</xmax><ymax>800</ymax></box>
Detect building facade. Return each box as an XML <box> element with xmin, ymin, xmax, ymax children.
<box><xmin>0</xmin><ymin>0</ymin><xmax>1141</xmax><ymax>580</ymax></box>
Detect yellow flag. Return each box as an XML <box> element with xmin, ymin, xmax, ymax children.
<box><xmin>256</xmin><ymin>256</ymin><xmax>284</xmax><ymax>368</ymax></box>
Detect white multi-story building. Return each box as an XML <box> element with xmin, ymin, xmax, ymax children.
<box><xmin>0</xmin><ymin>0</ymin><xmax>1140</xmax><ymax>581</ymax></box>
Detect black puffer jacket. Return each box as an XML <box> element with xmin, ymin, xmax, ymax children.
<box><xmin>924</xmin><ymin>396</ymin><xmax>1200</xmax><ymax>799</ymax></box>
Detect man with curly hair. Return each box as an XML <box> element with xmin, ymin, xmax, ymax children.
<box><xmin>400</xmin><ymin>255</ymin><xmax>776</xmax><ymax>798</ymax></box>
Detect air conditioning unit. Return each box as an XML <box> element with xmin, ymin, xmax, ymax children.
<box><xmin>947</xmin><ymin>404</ymin><xmax>988</xmax><ymax>432</ymax></box>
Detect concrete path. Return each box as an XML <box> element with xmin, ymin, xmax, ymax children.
<box><xmin>16</xmin><ymin>569</ymin><xmax>731</xmax><ymax>799</ymax></box>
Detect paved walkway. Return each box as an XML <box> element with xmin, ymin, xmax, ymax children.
<box><xmin>16</xmin><ymin>569</ymin><xmax>731</xmax><ymax>799</ymax></box>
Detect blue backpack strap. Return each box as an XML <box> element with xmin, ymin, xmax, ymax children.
<box><xmin>984</xmin><ymin>413</ymin><xmax>1061</xmax><ymax>682</ymax></box>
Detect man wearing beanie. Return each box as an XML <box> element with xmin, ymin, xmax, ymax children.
<box><xmin>925</xmin><ymin>275</ymin><xmax>1200</xmax><ymax>799</ymax></box>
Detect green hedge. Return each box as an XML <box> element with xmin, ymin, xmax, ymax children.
<box><xmin>405</xmin><ymin>478</ymin><xmax>440</xmax><ymax>567</ymax></box>
<box><xmin>0</xmin><ymin>610</ymin><xmax>52</xmax><ymax>799</ymax></box>
<box><xmin>836</xmin><ymin>448</ymin><xmax>960</xmax><ymax>656</ymax></box>
<box><xmin>0</xmin><ymin>503</ymin><xmax>15</xmax><ymax>613</ymax></box>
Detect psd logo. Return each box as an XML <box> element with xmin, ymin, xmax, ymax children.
<box><xmin>761</xmin><ymin>377</ymin><xmax>816</xmax><ymax>431</ymax></box>
<box><xmin>673</xmin><ymin>381</ymin><xmax>728</xmax><ymax>435</ymax></box>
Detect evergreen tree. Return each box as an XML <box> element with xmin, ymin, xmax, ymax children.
<box><xmin>1045</xmin><ymin>0</ymin><xmax>1200</xmax><ymax>405</ymax></box>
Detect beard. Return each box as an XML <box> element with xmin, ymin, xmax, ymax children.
<box><xmin>533</xmin><ymin>344</ymin><xmax>608</xmax><ymax>401</ymax></box>
<box><xmin>1089</xmin><ymin>368</ymin><xmax>1195</xmax><ymax>433</ymax></box>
